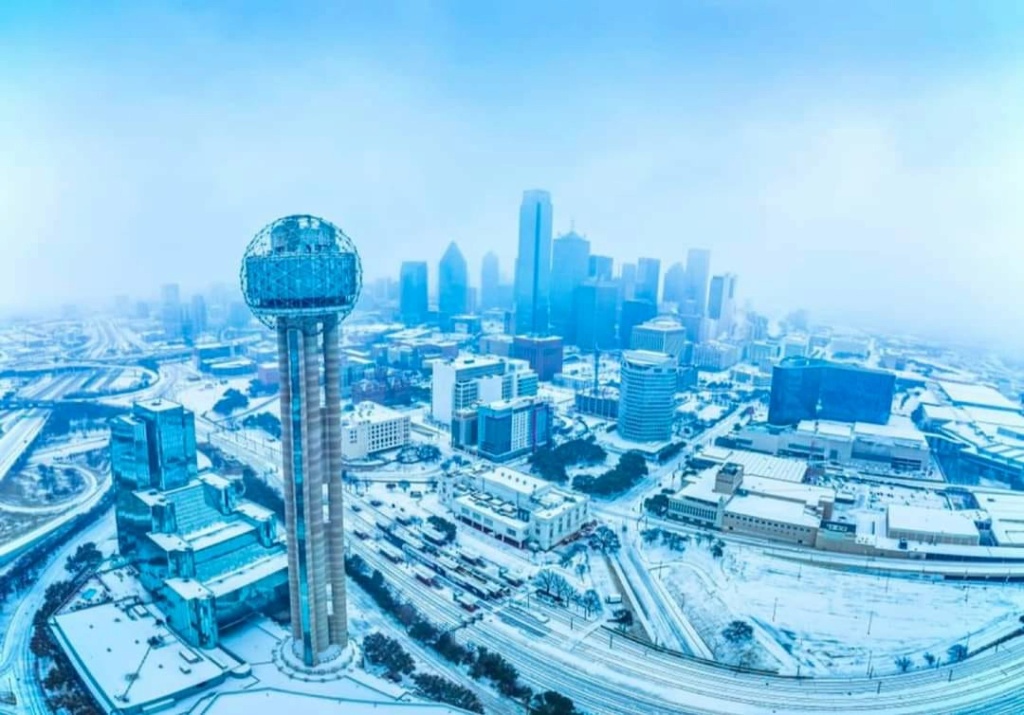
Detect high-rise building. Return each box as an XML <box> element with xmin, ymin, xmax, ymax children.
<box><xmin>619</xmin><ymin>299</ymin><xmax>657</xmax><ymax>349</ymax></box>
<box><xmin>477</xmin><ymin>396</ymin><xmax>553</xmax><ymax>462</ymax></box>
<box><xmin>693</xmin><ymin>341</ymin><xmax>741</xmax><ymax>371</ymax></box>
<box><xmin>589</xmin><ymin>254</ymin><xmax>613</xmax><ymax>281</ymax></box>
<box><xmin>768</xmin><ymin>358</ymin><xmax>896</xmax><ymax>426</ymax></box>
<box><xmin>708</xmin><ymin>273</ymin><xmax>738</xmax><ymax>338</ymax></box>
<box><xmin>161</xmin><ymin>283</ymin><xmax>182</xmax><ymax>340</ymax></box>
<box><xmin>683</xmin><ymin>248</ymin><xmax>711</xmax><ymax>316</ymax></box>
<box><xmin>619</xmin><ymin>262</ymin><xmax>637</xmax><ymax>303</ymax></box>
<box><xmin>631</xmin><ymin>317</ymin><xmax>688</xmax><ymax>360</ymax></box>
<box><xmin>431</xmin><ymin>355</ymin><xmax>539</xmax><ymax>425</ymax></box>
<box><xmin>549</xmin><ymin>231</ymin><xmax>590</xmax><ymax>340</ymax></box>
<box><xmin>399</xmin><ymin>261</ymin><xmax>429</xmax><ymax>326</ymax></box>
<box><xmin>480</xmin><ymin>251</ymin><xmax>501</xmax><ymax>310</ymax></box>
<box><xmin>438</xmin><ymin>242</ymin><xmax>468</xmax><ymax>330</ymax></box>
<box><xmin>573</xmin><ymin>281</ymin><xmax>617</xmax><ymax>350</ymax></box>
<box><xmin>240</xmin><ymin>214</ymin><xmax>362</xmax><ymax>667</ymax></box>
<box><xmin>514</xmin><ymin>189</ymin><xmax>553</xmax><ymax>335</ymax></box>
<box><xmin>748</xmin><ymin>312</ymin><xmax>770</xmax><ymax>341</ymax></box>
<box><xmin>190</xmin><ymin>295</ymin><xmax>208</xmax><ymax>336</ymax></box>
<box><xmin>513</xmin><ymin>334</ymin><xmax>564</xmax><ymax>382</ymax></box>
<box><xmin>635</xmin><ymin>258</ymin><xmax>661</xmax><ymax>305</ymax></box>
<box><xmin>110</xmin><ymin>400</ymin><xmax>287</xmax><ymax>649</ymax></box>
<box><xmin>662</xmin><ymin>262</ymin><xmax>686</xmax><ymax>305</ymax></box>
<box><xmin>618</xmin><ymin>350</ymin><xmax>677</xmax><ymax>443</ymax></box>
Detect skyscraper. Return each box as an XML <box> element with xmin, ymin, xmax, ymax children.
<box><xmin>768</xmin><ymin>359</ymin><xmax>896</xmax><ymax>426</ymax></box>
<box><xmin>438</xmin><ymin>242</ymin><xmax>468</xmax><ymax>330</ymax></box>
<box><xmin>618</xmin><ymin>350</ymin><xmax>677</xmax><ymax>443</ymax></box>
<box><xmin>549</xmin><ymin>231</ymin><xmax>590</xmax><ymax>340</ymax></box>
<box><xmin>683</xmin><ymin>248</ymin><xmax>711</xmax><ymax>316</ymax></box>
<box><xmin>662</xmin><ymin>262</ymin><xmax>686</xmax><ymax>305</ymax></box>
<box><xmin>619</xmin><ymin>262</ymin><xmax>637</xmax><ymax>303</ymax></box>
<box><xmin>514</xmin><ymin>189</ymin><xmax>553</xmax><ymax>335</ymax></box>
<box><xmin>635</xmin><ymin>257</ymin><xmax>661</xmax><ymax>304</ymax></box>
<box><xmin>572</xmin><ymin>281</ymin><xmax>618</xmax><ymax>351</ymax></box>
<box><xmin>480</xmin><ymin>251</ymin><xmax>501</xmax><ymax>310</ymax></box>
<box><xmin>240</xmin><ymin>214</ymin><xmax>362</xmax><ymax>668</ymax></box>
<box><xmin>399</xmin><ymin>261</ymin><xmax>429</xmax><ymax>325</ymax></box>
<box><xmin>161</xmin><ymin>283</ymin><xmax>182</xmax><ymax>339</ymax></box>
<box><xmin>589</xmin><ymin>254</ymin><xmax>614</xmax><ymax>281</ymax></box>
<box><xmin>708</xmin><ymin>273</ymin><xmax>738</xmax><ymax>338</ymax></box>
<box><xmin>189</xmin><ymin>294</ymin><xmax>208</xmax><ymax>336</ymax></box>
<box><xmin>619</xmin><ymin>299</ymin><xmax>657</xmax><ymax>349</ymax></box>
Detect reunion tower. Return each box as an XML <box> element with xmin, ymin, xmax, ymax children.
<box><xmin>240</xmin><ymin>214</ymin><xmax>362</xmax><ymax>667</ymax></box>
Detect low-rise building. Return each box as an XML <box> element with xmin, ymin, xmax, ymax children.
<box><xmin>439</xmin><ymin>465</ymin><xmax>590</xmax><ymax>550</ymax></box>
<box><xmin>885</xmin><ymin>505</ymin><xmax>980</xmax><ymax>546</ymax></box>
<box><xmin>692</xmin><ymin>341</ymin><xmax>741</xmax><ymax>371</ymax></box>
<box><xmin>340</xmin><ymin>401</ymin><xmax>411</xmax><ymax>460</ymax></box>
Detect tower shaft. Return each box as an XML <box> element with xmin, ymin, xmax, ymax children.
<box><xmin>278</xmin><ymin>319</ymin><xmax>346</xmax><ymax>666</ymax></box>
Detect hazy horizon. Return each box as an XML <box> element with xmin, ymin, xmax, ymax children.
<box><xmin>2</xmin><ymin>2</ymin><xmax>1023</xmax><ymax>349</ymax></box>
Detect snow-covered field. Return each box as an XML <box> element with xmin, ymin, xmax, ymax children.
<box><xmin>651</xmin><ymin>538</ymin><xmax>1024</xmax><ymax>676</ymax></box>
<box><xmin>174</xmin><ymin>377</ymin><xmax>254</xmax><ymax>417</ymax></box>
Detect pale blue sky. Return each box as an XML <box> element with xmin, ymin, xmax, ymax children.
<box><xmin>1</xmin><ymin>2</ymin><xmax>1023</xmax><ymax>347</ymax></box>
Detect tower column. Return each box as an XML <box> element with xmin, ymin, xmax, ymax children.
<box><xmin>323</xmin><ymin>316</ymin><xmax>347</xmax><ymax>647</ymax></box>
<box><xmin>301</xmin><ymin>327</ymin><xmax>330</xmax><ymax>658</ymax></box>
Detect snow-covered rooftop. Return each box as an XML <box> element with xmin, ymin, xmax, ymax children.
<box><xmin>51</xmin><ymin>599</ymin><xmax>231</xmax><ymax>713</ymax></box>
<box><xmin>886</xmin><ymin>505</ymin><xmax>980</xmax><ymax>539</ymax></box>
<box><xmin>698</xmin><ymin>446</ymin><xmax>809</xmax><ymax>483</ymax></box>
<box><xmin>725</xmin><ymin>493</ymin><xmax>820</xmax><ymax>527</ymax></box>
<box><xmin>937</xmin><ymin>381</ymin><xmax>1020</xmax><ymax>411</ymax></box>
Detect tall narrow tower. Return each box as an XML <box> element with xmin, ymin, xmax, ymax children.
<box><xmin>240</xmin><ymin>215</ymin><xmax>361</xmax><ymax>667</ymax></box>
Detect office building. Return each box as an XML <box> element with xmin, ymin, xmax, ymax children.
<box><xmin>619</xmin><ymin>299</ymin><xmax>657</xmax><ymax>349</ymax></box>
<box><xmin>189</xmin><ymin>295</ymin><xmax>208</xmax><ymax>336</ymax></box>
<box><xmin>619</xmin><ymin>262</ymin><xmax>637</xmax><ymax>303</ymax></box>
<box><xmin>631</xmin><ymin>317</ymin><xmax>688</xmax><ymax>359</ymax></box>
<box><xmin>476</xmin><ymin>396</ymin><xmax>553</xmax><ymax>462</ymax></box>
<box><xmin>439</xmin><ymin>465</ymin><xmax>590</xmax><ymax>550</ymax></box>
<box><xmin>161</xmin><ymin>283</ymin><xmax>183</xmax><ymax>340</ymax></box>
<box><xmin>480</xmin><ymin>251</ymin><xmax>501</xmax><ymax>310</ymax></box>
<box><xmin>618</xmin><ymin>350</ymin><xmax>677</xmax><ymax>444</ymax></box>
<box><xmin>683</xmin><ymin>248</ymin><xmax>711</xmax><ymax>316</ymax></box>
<box><xmin>438</xmin><ymin>242</ymin><xmax>469</xmax><ymax>330</ymax></box>
<box><xmin>340</xmin><ymin>402</ymin><xmax>411</xmax><ymax>460</ymax></box>
<box><xmin>679</xmin><ymin>312</ymin><xmax>709</xmax><ymax>346</ymax></box>
<box><xmin>748</xmin><ymin>312</ymin><xmax>769</xmax><ymax>341</ymax></box>
<box><xmin>549</xmin><ymin>231</ymin><xmax>590</xmax><ymax>340</ymax></box>
<box><xmin>635</xmin><ymin>257</ymin><xmax>661</xmax><ymax>304</ymax></box>
<box><xmin>747</xmin><ymin>340</ymin><xmax>781</xmax><ymax>371</ymax></box>
<box><xmin>514</xmin><ymin>189</ymin><xmax>553</xmax><ymax>335</ymax></box>
<box><xmin>693</xmin><ymin>341</ymin><xmax>741</xmax><ymax>371</ymax></box>
<box><xmin>572</xmin><ymin>281</ymin><xmax>618</xmax><ymax>351</ymax></box>
<box><xmin>399</xmin><ymin>261</ymin><xmax>429</xmax><ymax>326</ymax></box>
<box><xmin>589</xmin><ymin>254</ymin><xmax>614</xmax><ymax>281</ymax></box>
<box><xmin>240</xmin><ymin>214</ymin><xmax>362</xmax><ymax>666</ymax></box>
<box><xmin>707</xmin><ymin>273</ymin><xmax>738</xmax><ymax>338</ymax></box>
<box><xmin>662</xmin><ymin>262</ymin><xmax>686</xmax><ymax>305</ymax></box>
<box><xmin>768</xmin><ymin>358</ymin><xmax>896</xmax><ymax>426</ymax></box>
<box><xmin>512</xmin><ymin>334</ymin><xmax>564</xmax><ymax>382</ymax></box>
<box><xmin>782</xmin><ymin>335</ymin><xmax>810</xmax><ymax>358</ymax></box>
<box><xmin>111</xmin><ymin>400</ymin><xmax>287</xmax><ymax>650</ymax></box>
<box><xmin>431</xmin><ymin>354</ymin><xmax>538</xmax><ymax>425</ymax></box>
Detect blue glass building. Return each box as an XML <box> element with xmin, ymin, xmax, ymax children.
<box><xmin>768</xmin><ymin>358</ymin><xmax>896</xmax><ymax>426</ymax></box>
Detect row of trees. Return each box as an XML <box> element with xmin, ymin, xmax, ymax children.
<box><xmin>31</xmin><ymin>543</ymin><xmax>106</xmax><ymax>715</ymax></box>
<box><xmin>529</xmin><ymin>438</ymin><xmax>607</xmax><ymax>484</ymax></box>
<box><xmin>346</xmin><ymin>554</ymin><xmax>581</xmax><ymax>714</ymax></box>
<box><xmin>573</xmin><ymin>451</ymin><xmax>648</xmax><ymax>496</ymax></box>
<box><xmin>533</xmin><ymin>569</ymin><xmax>603</xmax><ymax>617</ymax></box>
<box><xmin>212</xmin><ymin>388</ymin><xmax>249</xmax><ymax>415</ymax></box>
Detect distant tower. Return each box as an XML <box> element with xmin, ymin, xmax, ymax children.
<box><xmin>480</xmin><ymin>251</ymin><xmax>501</xmax><ymax>310</ymax></box>
<box><xmin>683</xmin><ymin>248</ymin><xmax>711</xmax><ymax>316</ymax></box>
<box><xmin>515</xmin><ymin>190</ymin><xmax>553</xmax><ymax>335</ymax></box>
<box><xmin>549</xmin><ymin>231</ymin><xmax>590</xmax><ymax>341</ymax></box>
<box><xmin>240</xmin><ymin>214</ymin><xmax>362</xmax><ymax>667</ymax></box>
<box><xmin>399</xmin><ymin>261</ymin><xmax>429</xmax><ymax>325</ymax></box>
<box><xmin>438</xmin><ymin>242</ymin><xmax>469</xmax><ymax>330</ymax></box>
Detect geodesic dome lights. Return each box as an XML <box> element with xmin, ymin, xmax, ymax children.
<box><xmin>240</xmin><ymin>214</ymin><xmax>363</xmax><ymax>331</ymax></box>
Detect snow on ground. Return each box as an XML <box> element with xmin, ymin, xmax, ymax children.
<box><xmin>174</xmin><ymin>377</ymin><xmax>254</xmax><ymax>418</ymax></box>
<box><xmin>649</xmin><ymin>537</ymin><xmax>1024</xmax><ymax>676</ymax></box>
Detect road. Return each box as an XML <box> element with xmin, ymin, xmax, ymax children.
<box><xmin>0</xmin><ymin>510</ymin><xmax>115</xmax><ymax>715</ymax></box>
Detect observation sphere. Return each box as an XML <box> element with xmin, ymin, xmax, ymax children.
<box><xmin>240</xmin><ymin>214</ymin><xmax>362</xmax><ymax>331</ymax></box>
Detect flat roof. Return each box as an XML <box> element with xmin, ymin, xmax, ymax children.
<box><xmin>622</xmin><ymin>349</ymin><xmax>675</xmax><ymax>366</ymax></box>
<box><xmin>725</xmin><ymin>493</ymin><xmax>820</xmax><ymax>528</ymax></box>
<box><xmin>698</xmin><ymin>446</ymin><xmax>808</xmax><ymax>483</ymax></box>
<box><xmin>937</xmin><ymin>381</ymin><xmax>1020</xmax><ymax>411</ymax></box>
<box><xmin>886</xmin><ymin>504</ymin><xmax>980</xmax><ymax>538</ymax></box>
<box><xmin>51</xmin><ymin>600</ymin><xmax>229</xmax><ymax>713</ymax></box>
<box><xmin>135</xmin><ymin>398</ymin><xmax>184</xmax><ymax>412</ymax></box>
<box><xmin>476</xmin><ymin>465</ymin><xmax>549</xmax><ymax>497</ymax></box>
<box><xmin>975</xmin><ymin>490</ymin><xmax>1024</xmax><ymax>547</ymax></box>
<box><xmin>342</xmin><ymin>401</ymin><xmax>407</xmax><ymax>425</ymax></box>
<box><xmin>204</xmin><ymin>551</ymin><xmax>288</xmax><ymax>598</ymax></box>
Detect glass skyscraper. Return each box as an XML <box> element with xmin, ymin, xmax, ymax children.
<box><xmin>514</xmin><ymin>189</ymin><xmax>553</xmax><ymax>335</ymax></box>
<box><xmin>768</xmin><ymin>358</ymin><xmax>896</xmax><ymax>426</ymax></box>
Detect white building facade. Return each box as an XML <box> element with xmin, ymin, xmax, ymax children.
<box><xmin>340</xmin><ymin>401</ymin><xmax>411</xmax><ymax>460</ymax></box>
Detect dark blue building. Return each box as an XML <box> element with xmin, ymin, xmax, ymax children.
<box><xmin>768</xmin><ymin>358</ymin><xmax>895</xmax><ymax>426</ymax></box>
